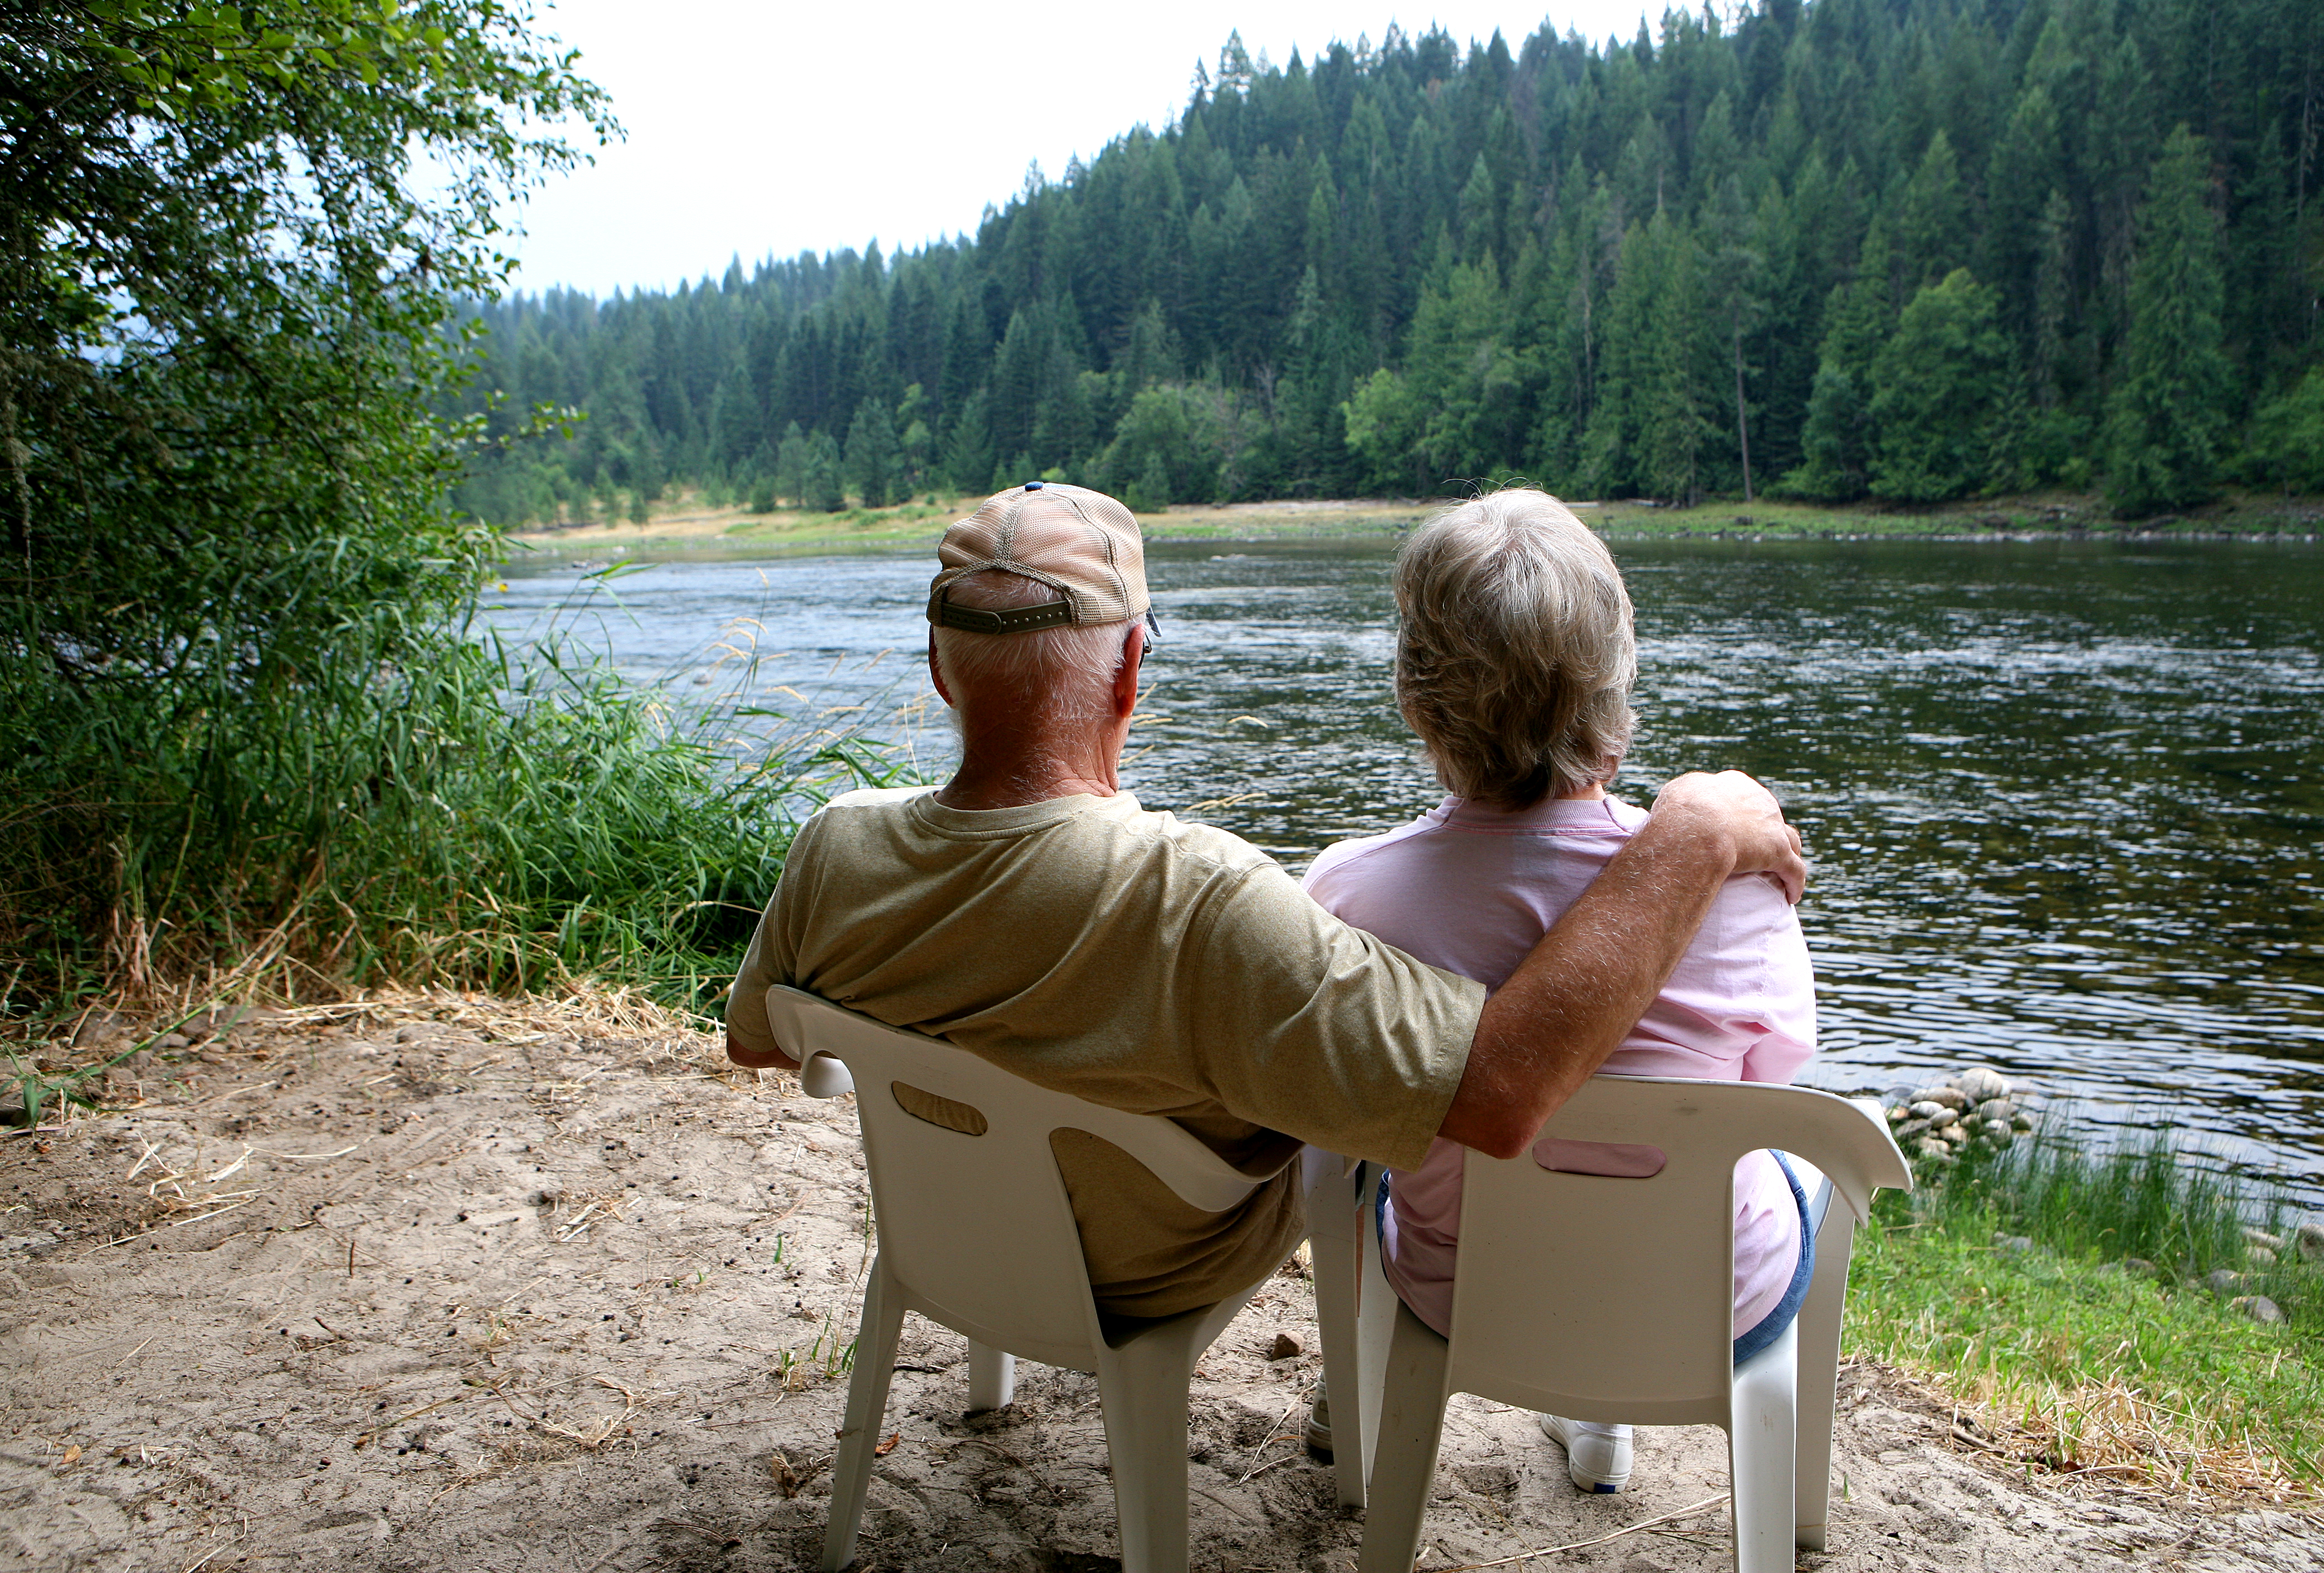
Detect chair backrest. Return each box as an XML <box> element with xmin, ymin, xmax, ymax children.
<box><xmin>1445</xmin><ymin>1076</ymin><xmax>1909</xmax><ymax>1427</ymax></box>
<box><xmin>764</xmin><ymin>986</ymin><xmax>1264</xmax><ymax>1370</ymax></box>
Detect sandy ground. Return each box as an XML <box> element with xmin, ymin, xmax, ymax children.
<box><xmin>6</xmin><ymin>997</ymin><xmax>2321</xmax><ymax>1572</ymax></box>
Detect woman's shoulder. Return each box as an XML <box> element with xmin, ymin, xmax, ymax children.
<box><xmin>1303</xmin><ymin>816</ymin><xmax>1439</xmax><ymax>895</ymax></box>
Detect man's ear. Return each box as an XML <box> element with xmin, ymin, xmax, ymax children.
<box><xmin>928</xmin><ymin>631</ymin><xmax>954</xmax><ymax>708</ymax></box>
<box><xmin>1111</xmin><ymin>622</ymin><xmax>1146</xmax><ymax>720</ymax></box>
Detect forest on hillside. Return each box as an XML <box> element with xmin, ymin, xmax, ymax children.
<box><xmin>449</xmin><ymin>0</ymin><xmax>2324</xmax><ymax>524</ymax></box>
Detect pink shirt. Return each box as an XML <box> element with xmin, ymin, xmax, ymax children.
<box><xmin>1303</xmin><ymin>795</ymin><xmax>1815</xmax><ymax>1339</ymax></box>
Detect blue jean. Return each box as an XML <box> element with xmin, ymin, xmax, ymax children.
<box><xmin>1377</xmin><ymin>1150</ymin><xmax>1816</xmax><ymax>1363</ymax></box>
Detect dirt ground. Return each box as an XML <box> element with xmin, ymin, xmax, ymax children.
<box><xmin>5</xmin><ymin>995</ymin><xmax>2321</xmax><ymax>1572</ymax></box>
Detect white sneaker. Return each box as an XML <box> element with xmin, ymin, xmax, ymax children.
<box><xmin>1303</xmin><ymin>1381</ymin><xmax>1333</xmax><ymax>1458</ymax></box>
<box><xmin>1539</xmin><ymin>1413</ymin><xmax>1633</xmax><ymax>1493</ymax></box>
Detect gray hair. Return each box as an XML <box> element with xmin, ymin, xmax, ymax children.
<box><xmin>932</xmin><ymin>569</ymin><xmax>1134</xmax><ymax>730</ymax></box>
<box><xmin>1393</xmin><ymin>490</ymin><xmax>1636</xmax><ymax>810</ymax></box>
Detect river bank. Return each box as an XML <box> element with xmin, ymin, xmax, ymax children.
<box><xmin>7</xmin><ymin>992</ymin><xmax>2321</xmax><ymax>1572</ymax></box>
<box><xmin>506</xmin><ymin>488</ymin><xmax>2324</xmax><ymax>563</ymax></box>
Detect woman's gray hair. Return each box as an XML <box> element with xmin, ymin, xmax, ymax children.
<box><xmin>933</xmin><ymin>569</ymin><xmax>1134</xmax><ymax>729</ymax></box>
<box><xmin>1393</xmin><ymin>489</ymin><xmax>1636</xmax><ymax>810</ymax></box>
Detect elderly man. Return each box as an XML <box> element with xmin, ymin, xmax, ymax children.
<box><xmin>725</xmin><ymin>481</ymin><xmax>1802</xmax><ymax>1331</ymax></box>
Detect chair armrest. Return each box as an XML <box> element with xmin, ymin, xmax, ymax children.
<box><xmin>801</xmin><ymin>1051</ymin><xmax>856</xmax><ymax>1098</ymax></box>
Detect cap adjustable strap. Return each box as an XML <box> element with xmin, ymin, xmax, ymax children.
<box><xmin>933</xmin><ymin>598</ymin><xmax>1076</xmax><ymax>634</ymax></box>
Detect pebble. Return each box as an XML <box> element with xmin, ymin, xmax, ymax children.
<box><xmin>71</xmin><ymin>1011</ymin><xmax>125</xmax><ymax>1049</ymax></box>
<box><xmin>2297</xmin><ymin>1223</ymin><xmax>2324</xmax><ymax>1263</ymax></box>
<box><xmin>1992</xmin><ymin>1234</ymin><xmax>2034</xmax><ymax>1254</ymax></box>
<box><xmin>156</xmin><ymin>1032</ymin><xmax>189</xmax><ymax>1050</ymax></box>
<box><xmin>2123</xmin><ymin>1258</ymin><xmax>2158</xmax><ymax>1278</ymax></box>
<box><xmin>2241</xmin><ymin>1227</ymin><xmax>2284</xmax><ymax>1253</ymax></box>
<box><xmin>1907</xmin><ymin>1100</ymin><xmax>1953</xmax><ymax>1124</ymax></box>
<box><xmin>2204</xmin><ymin>1268</ymin><xmax>2246</xmax><ymax>1296</ymax></box>
<box><xmin>1912</xmin><ymin>1136</ymin><xmax>1953</xmax><ymax>1160</ymax></box>
<box><xmin>1976</xmin><ymin>1099</ymin><xmax>2016</xmax><ymax>1124</ymax></box>
<box><xmin>1911</xmin><ymin>1087</ymin><xmax>1969</xmax><ymax>1112</ymax></box>
<box><xmin>2229</xmin><ymin>1295</ymin><xmax>2285</xmax><ymax>1326</ymax></box>
<box><xmin>1954</xmin><ymin>1068</ymin><xmax>2011</xmax><ymax>1103</ymax></box>
<box><xmin>1893</xmin><ymin>1117</ymin><xmax>1932</xmax><ymax>1141</ymax></box>
<box><xmin>1267</xmin><ymin>1332</ymin><xmax>1302</xmax><ymax>1360</ymax></box>
<box><xmin>2249</xmin><ymin>1246</ymin><xmax>2278</xmax><ymax>1266</ymax></box>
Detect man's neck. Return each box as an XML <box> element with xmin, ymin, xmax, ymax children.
<box><xmin>936</xmin><ymin>731</ymin><xmax>1123</xmax><ymax>811</ymax></box>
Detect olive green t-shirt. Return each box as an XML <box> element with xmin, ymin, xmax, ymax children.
<box><xmin>727</xmin><ymin>786</ymin><xmax>1484</xmax><ymax>1317</ymax></box>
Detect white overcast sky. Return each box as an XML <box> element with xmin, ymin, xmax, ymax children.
<box><xmin>503</xmin><ymin>0</ymin><xmax>1662</xmax><ymax>297</ymax></box>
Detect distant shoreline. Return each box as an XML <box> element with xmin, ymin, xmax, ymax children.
<box><xmin>503</xmin><ymin>489</ymin><xmax>2324</xmax><ymax>566</ymax></box>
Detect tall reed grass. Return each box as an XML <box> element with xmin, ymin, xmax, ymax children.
<box><xmin>1</xmin><ymin>569</ymin><xmax>927</xmax><ymax>1035</ymax></box>
<box><xmin>1907</xmin><ymin>1117</ymin><xmax>2302</xmax><ymax>1288</ymax></box>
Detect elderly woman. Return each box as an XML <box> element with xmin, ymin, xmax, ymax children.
<box><xmin>1303</xmin><ymin>489</ymin><xmax>1816</xmax><ymax>1495</ymax></box>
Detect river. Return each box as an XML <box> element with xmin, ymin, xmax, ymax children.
<box><xmin>489</xmin><ymin>536</ymin><xmax>2324</xmax><ymax>1198</ymax></box>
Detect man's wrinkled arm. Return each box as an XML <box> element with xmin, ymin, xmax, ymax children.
<box><xmin>1438</xmin><ymin>771</ymin><xmax>1806</xmax><ymax>1158</ymax></box>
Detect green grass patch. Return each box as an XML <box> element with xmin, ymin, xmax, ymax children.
<box><xmin>1845</xmin><ymin>1122</ymin><xmax>2323</xmax><ymax>1490</ymax></box>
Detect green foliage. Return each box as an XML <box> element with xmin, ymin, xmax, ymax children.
<box><xmin>1341</xmin><ymin>369</ymin><xmax>1426</xmax><ymax>494</ymax></box>
<box><xmin>1868</xmin><ymin>270</ymin><xmax>2018</xmax><ymax>503</ymax></box>
<box><xmin>0</xmin><ymin>4</ymin><xmax>769</xmax><ymax>1012</ymax></box>
<box><xmin>1125</xmin><ymin>452</ymin><xmax>1173</xmax><ymax>513</ymax></box>
<box><xmin>2106</xmin><ymin>126</ymin><xmax>2237</xmax><ymax>517</ymax></box>
<box><xmin>1104</xmin><ymin>387</ymin><xmax>1222</xmax><ymax>506</ymax></box>
<box><xmin>2247</xmin><ymin>368</ymin><xmax>2324</xmax><ymax>492</ymax></box>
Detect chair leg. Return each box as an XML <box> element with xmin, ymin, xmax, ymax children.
<box><xmin>821</xmin><ymin>1255</ymin><xmax>906</xmax><ymax>1573</ymax></box>
<box><xmin>1308</xmin><ymin>1156</ymin><xmax>1370</xmax><ymax>1508</ymax></box>
<box><xmin>1093</xmin><ymin>1336</ymin><xmax>1198</xmax><ymax>1573</ymax></box>
<box><xmin>1354</xmin><ymin>1165</ymin><xmax>1395</xmax><ymax>1489</ymax></box>
<box><xmin>1356</xmin><ymin>1302</ymin><xmax>1453</xmax><ymax>1573</ymax></box>
<box><xmin>1727</xmin><ymin>1316</ymin><xmax>1799</xmax><ymax>1573</ymax></box>
<box><xmin>1793</xmin><ymin>1206</ymin><xmax>1857</xmax><ymax>1551</ymax></box>
<box><xmin>967</xmin><ymin>1341</ymin><xmax>1016</xmax><ymax>1413</ymax></box>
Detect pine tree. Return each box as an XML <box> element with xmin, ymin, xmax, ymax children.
<box><xmin>1868</xmin><ymin>269</ymin><xmax>2016</xmax><ymax>503</ymax></box>
<box><xmin>1784</xmin><ymin>224</ymin><xmax>1894</xmax><ymax>501</ymax></box>
<box><xmin>774</xmin><ymin>423</ymin><xmax>808</xmax><ymax>508</ymax></box>
<box><xmin>845</xmin><ymin>400</ymin><xmax>902</xmax><ymax>507</ymax></box>
<box><xmin>941</xmin><ymin>391</ymin><xmax>996</xmax><ymax>494</ymax></box>
<box><xmin>2104</xmin><ymin>125</ymin><xmax>2233</xmax><ymax>516</ymax></box>
<box><xmin>803</xmin><ymin>431</ymin><xmax>846</xmax><ymax>512</ymax></box>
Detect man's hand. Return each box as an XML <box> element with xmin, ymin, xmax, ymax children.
<box><xmin>1438</xmin><ymin>768</ymin><xmax>1805</xmax><ymax>1158</ymax></box>
<box><xmin>725</xmin><ymin>1029</ymin><xmax>799</xmax><ymax>1072</ymax></box>
<box><xmin>1649</xmin><ymin>770</ymin><xmax>1806</xmax><ymax>904</ymax></box>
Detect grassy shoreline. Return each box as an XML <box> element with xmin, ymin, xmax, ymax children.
<box><xmin>506</xmin><ymin>487</ymin><xmax>2324</xmax><ymax>563</ymax></box>
<box><xmin>1848</xmin><ymin>1116</ymin><xmax>2322</xmax><ymax>1491</ymax></box>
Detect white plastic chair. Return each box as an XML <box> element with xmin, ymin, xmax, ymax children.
<box><xmin>764</xmin><ymin>986</ymin><xmax>1369</xmax><ymax>1573</ymax></box>
<box><xmin>1352</xmin><ymin>1076</ymin><xmax>1911</xmax><ymax>1573</ymax></box>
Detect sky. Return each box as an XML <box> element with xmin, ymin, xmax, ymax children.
<box><xmin>503</xmin><ymin>0</ymin><xmax>1663</xmax><ymax>298</ymax></box>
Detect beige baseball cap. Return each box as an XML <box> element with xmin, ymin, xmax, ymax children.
<box><xmin>927</xmin><ymin>482</ymin><xmax>1150</xmax><ymax>634</ymax></box>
